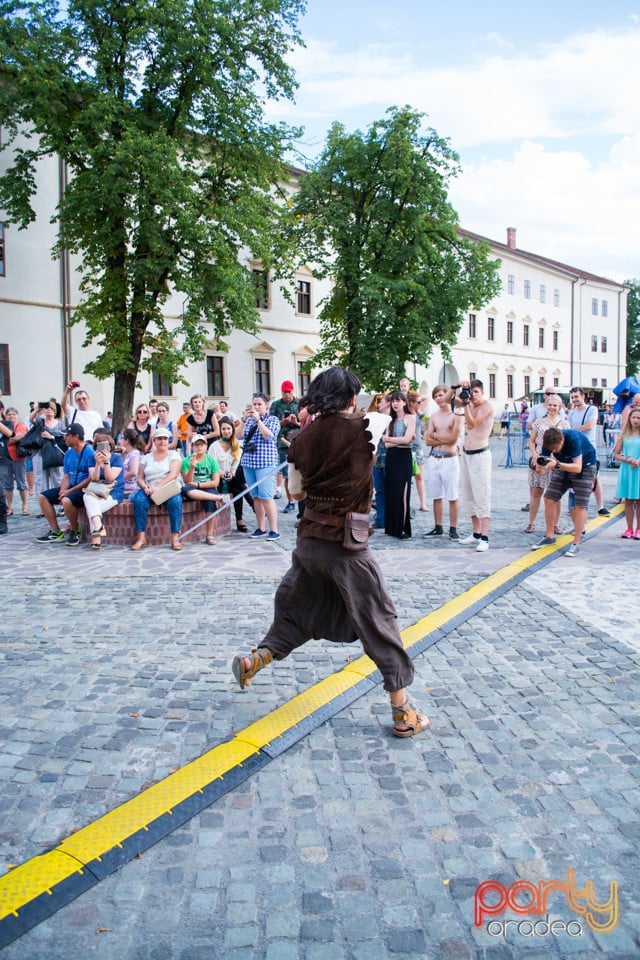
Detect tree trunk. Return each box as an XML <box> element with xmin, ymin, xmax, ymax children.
<box><xmin>111</xmin><ymin>371</ymin><xmax>139</xmax><ymax>440</ymax></box>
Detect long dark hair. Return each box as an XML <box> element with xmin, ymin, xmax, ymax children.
<box><xmin>303</xmin><ymin>366</ymin><xmax>361</xmax><ymax>416</ymax></box>
<box><xmin>388</xmin><ymin>390</ymin><xmax>409</xmax><ymax>421</ymax></box>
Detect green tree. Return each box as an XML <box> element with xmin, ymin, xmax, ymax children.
<box><xmin>291</xmin><ymin>106</ymin><xmax>501</xmax><ymax>389</ymax></box>
<box><xmin>625</xmin><ymin>279</ymin><xmax>640</xmax><ymax>376</ymax></box>
<box><xmin>0</xmin><ymin>0</ymin><xmax>305</xmax><ymax>432</ymax></box>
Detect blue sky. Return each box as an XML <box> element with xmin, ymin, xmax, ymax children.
<box><xmin>267</xmin><ymin>0</ymin><xmax>640</xmax><ymax>283</ymax></box>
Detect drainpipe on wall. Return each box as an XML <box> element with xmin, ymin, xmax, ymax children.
<box><xmin>58</xmin><ymin>156</ymin><xmax>72</xmax><ymax>388</ymax></box>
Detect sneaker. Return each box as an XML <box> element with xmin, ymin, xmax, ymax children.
<box><xmin>35</xmin><ymin>529</ymin><xmax>64</xmax><ymax>543</ymax></box>
<box><xmin>250</xmin><ymin>529</ymin><xmax>267</xmax><ymax>538</ymax></box>
<box><xmin>475</xmin><ymin>539</ymin><xmax>489</xmax><ymax>552</ymax></box>
<box><xmin>283</xmin><ymin>501</ymin><xmax>295</xmax><ymax>514</ymax></box>
<box><xmin>67</xmin><ymin>529</ymin><xmax>82</xmax><ymax>546</ymax></box>
<box><xmin>531</xmin><ymin>536</ymin><xmax>557</xmax><ymax>551</ymax></box>
<box><xmin>565</xmin><ymin>542</ymin><xmax>581</xmax><ymax>558</ymax></box>
<box><xmin>635</xmin><ymin>530</ymin><xmax>640</xmax><ymax>540</ymax></box>
<box><xmin>273</xmin><ymin>489</ymin><xmax>283</xmax><ymax>500</ymax></box>
<box><xmin>422</xmin><ymin>527</ymin><xmax>443</xmax><ymax>537</ymax></box>
<box><xmin>267</xmin><ymin>531</ymin><xmax>281</xmax><ymax>541</ymax></box>
<box><xmin>597</xmin><ymin>507</ymin><xmax>610</xmax><ymax>517</ymax></box>
<box><xmin>448</xmin><ymin>529</ymin><xmax>460</xmax><ymax>541</ymax></box>
<box><xmin>520</xmin><ymin>504</ymin><xmax>530</xmax><ymax>512</ymax></box>
<box><xmin>459</xmin><ymin>534</ymin><xmax>480</xmax><ymax>544</ymax></box>
<box><xmin>621</xmin><ymin>528</ymin><xmax>635</xmax><ymax>539</ymax></box>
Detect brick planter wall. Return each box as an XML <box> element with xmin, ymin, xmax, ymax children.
<box><xmin>79</xmin><ymin>498</ymin><xmax>231</xmax><ymax>546</ymax></box>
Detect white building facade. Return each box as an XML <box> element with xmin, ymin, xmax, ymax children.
<box><xmin>0</xmin><ymin>143</ymin><xmax>628</xmax><ymax>421</ymax></box>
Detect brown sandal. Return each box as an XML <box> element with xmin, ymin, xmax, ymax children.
<box><xmin>232</xmin><ymin>647</ymin><xmax>273</xmax><ymax>690</ymax></box>
<box><xmin>392</xmin><ymin>700</ymin><xmax>431</xmax><ymax>738</ymax></box>
<box><xmin>524</xmin><ymin>524</ymin><xmax>535</xmax><ymax>533</ymax></box>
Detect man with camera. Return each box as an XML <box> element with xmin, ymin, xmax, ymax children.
<box><xmin>444</xmin><ymin>379</ymin><xmax>494</xmax><ymax>552</ymax></box>
<box><xmin>530</xmin><ymin>426</ymin><xmax>597</xmax><ymax>558</ymax></box>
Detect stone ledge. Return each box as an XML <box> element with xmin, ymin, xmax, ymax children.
<box><xmin>79</xmin><ymin>497</ymin><xmax>231</xmax><ymax>545</ymax></box>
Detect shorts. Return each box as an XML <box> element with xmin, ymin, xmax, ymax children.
<box><xmin>426</xmin><ymin>455</ymin><xmax>459</xmax><ymax>501</ymax></box>
<box><xmin>41</xmin><ymin>486</ymin><xmax>85</xmax><ymax>509</ymax></box>
<box><xmin>277</xmin><ymin>446</ymin><xmax>289</xmax><ymax>479</ymax></box>
<box><xmin>3</xmin><ymin>459</ymin><xmax>27</xmax><ymax>491</ymax></box>
<box><xmin>459</xmin><ymin>448</ymin><xmax>491</xmax><ymax>518</ymax></box>
<box><xmin>544</xmin><ymin>464</ymin><xmax>596</xmax><ymax>509</ymax></box>
<box><xmin>242</xmin><ymin>465</ymin><xmax>276</xmax><ymax>500</ymax></box>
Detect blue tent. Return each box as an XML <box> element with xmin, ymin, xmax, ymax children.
<box><xmin>612</xmin><ymin>375</ymin><xmax>640</xmax><ymax>413</ymax></box>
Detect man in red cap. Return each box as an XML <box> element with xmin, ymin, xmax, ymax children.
<box><xmin>269</xmin><ymin>380</ymin><xmax>299</xmax><ymax>510</ymax></box>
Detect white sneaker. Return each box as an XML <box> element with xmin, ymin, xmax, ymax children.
<box><xmin>459</xmin><ymin>534</ymin><xmax>479</xmax><ymax>544</ymax></box>
<box><xmin>475</xmin><ymin>539</ymin><xmax>489</xmax><ymax>552</ymax></box>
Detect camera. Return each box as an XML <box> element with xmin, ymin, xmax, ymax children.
<box><xmin>243</xmin><ymin>442</ymin><xmax>257</xmax><ymax>454</ymax></box>
<box><xmin>536</xmin><ymin>455</ymin><xmax>553</xmax><ymax>467</ymax></box>
<box><xmin>69</xmin><ymin>380</ymin><xmax>80</xmax><ymax>389</ymax></box>
<box><xmin>38</xmin><ymin>401</ymin><xmax>50</xmax><ymax>409</ymax></box>
<box><xmin>458</xmin><ymin>387</ymin><xmax>471</xmax><ymax>403</ymax></box>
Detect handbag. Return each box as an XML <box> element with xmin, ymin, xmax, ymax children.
<box><xmin>40</xmin><ymin>438</ymin><xmax>65</xmax><ymax>469</ymax></box>
<box><xmin>85</xmin><ymin>479</ymin><xmax>116</xmax><ymax>498</ymax></box>
<box><xmin>150</xmin><ymin>478</ymin><xmax>182</xmax><ymax>505</ymax></box>
<box><xmin>16</xmin><ymin>422</ymin><xmax>45</xmax><ymax>457</ymax></box>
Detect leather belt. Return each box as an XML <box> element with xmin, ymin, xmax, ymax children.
<box><xmin>303</xmin><ymin>506</ymin><xmax>344</xmax><ymax>528</ymax></box>
<box><xmin>430</xmin><ymin>451</ymin><xmax>457</xmax><ymax>458</ymax></box>
<box><xmin>463</xmin><ymin>446</ymin><xmax>489</xmax><ymax>455</ymax></box>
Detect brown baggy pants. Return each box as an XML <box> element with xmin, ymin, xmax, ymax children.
<box><xmin>261</xmin><ymin>537</ymin><xmax>414</xmax><ymax>693</ymax></box>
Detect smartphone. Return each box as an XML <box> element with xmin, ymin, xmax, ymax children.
<box><xmin>95</xmin><ymin>441</ymin><xmax>111</xmax><ymax>455</ymax></box>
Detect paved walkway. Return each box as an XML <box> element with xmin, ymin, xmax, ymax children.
<box><xmin>0</xmin><ymin>442</ymin><xmax>638</xmax><ymax>959</ymax></box>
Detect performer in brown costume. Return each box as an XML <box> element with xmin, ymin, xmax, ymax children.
<box><xmin>232</xmin><ymin>365</ymin><xmax>430</xmax><ymax>738</ymax></box>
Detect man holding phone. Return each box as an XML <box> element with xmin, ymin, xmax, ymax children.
<box><xmin>61</xmin><ymin>381</ymin><xmax>104</xmax><ymax>438</ymax></box>
<box><xmin>36</xmin><ymin>423</ymin><xmax>95</xmax><ymax>545</ymax></box>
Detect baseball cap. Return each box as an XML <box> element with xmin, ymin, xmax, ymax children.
<box><xmin>281</xmin><ymin>380</ymin><xmax>294</xmax><ymax>393</ymax></box>
<box><xmin>191</xmin><ymin>435</ymin><xmax>207</xmax><ymax>445</ymax></box>
<box><xmin>152</xmin><ymin>427</ymin><xmax>171</xmax><ymax>440</ymax></box>
<box><xmin>67</xmin><ymin>423</ymin><xmax>85</xmax><ymax>439</ymax></box>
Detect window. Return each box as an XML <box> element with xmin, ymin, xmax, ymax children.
<box><xmin>553</xmin><ymin>377</ymin><xmax>559</xmax><ymax>387</ymax></box>
<box><xmin>601</xmin><ymin>337</ymin><xmax>607</xmax><ymax>353</ymax></box>
<box><xmin>591</xmin><ymin>335</ymin><xmax>598</xmax><ymax>351</ymax></box>
<box><xmin>253</xmin><ymin>269</ymin><xmax>269</xmax><ymax>310</ymax></box>
<box><xmin>0</xmin><ymin>224</ymin><xmax>5</xmax><ymax>277</ymax></box>
<box><xmin>296</xmin><ymin>279</ymin><xmax>311</xmax><ymax>315</ymax></box>
<box><xmin>592</xmin><ymin>378</ymin><xmax>598</xmax><ymax>388</ymax></box>
<box><xmin>523</xmin><ymin>324</ymin><xmax>529</xmax><ymax>347</ymax></box>
<box><xmin>540</xmin><ymin>284</ymin><xmax>546</xmax><ymax>303</ymax></box>
<box><xmin>152</xmin><ymin>371</ymin><xmax>172</xmax><ymax>396</ymax></box>
<box><xmin>591</xmin><ymin>298</ymin><xmax>598</xmax><ymax>316</ymax></box>
<box><xmin>601</xmin><ymin>378</ymin><xmax>607</xmax><ymax>388</ymax></box>
<box><xmin>254</xmin><ymin>357</ymin><xmax>271</xmax><ymax>396</ymax></box>
<box><xmin>539</xmin><ymin>376</ymin><xmax>545</xmax><ymax>390</ymax></box>
<box><xmin>602</xmin><ymin>300</ymin><xmax>608</xmax><ymax>318</ymax></box>
<box><xmin>524</xmin><ymin>375</ymin><xmax>531</xmax><ymax>395</ymax></box>
<box><xmin>506</xmin><ymin>320</ymin><xmax>513</xmax><ymax>344</ymax></box>
<box><xmin>206</xmin><ymin>355</ymin><xmax>225</xmax><ymax>397</ymax></box>
<box><xmin>487</xmin><ymin>316</ymin><xmax>494</xmax><ymax>341</ymax></box>
<box><xmin>468</xmin><ymin>313</ymin><xmax>476</xmax><ymax>338</ymax></box>
<box><xmin>553</xmin><ymin>289</ymin><xmax>560</xmax><ymax>307</ymax></box>
<box><xmin>523</xmin><ymin>279</ymin><xmax>531</xmax><ymax>299</ymax></box>
<box><xmin>506</xmin><ymin>374</ymin><xmax>514</xmax><ymax>398</ymax></box>
<box><xmin>553</xmin><ymin>330</ymin><xmax>559</xmax><ymax>351</ymax></box>
<box><xmin>0</xmin><ymin>343</ymin><xmax>10</xmax><ymax>393</ymax></box>
<box><xmin>538</xmin><ymin>327</ymin><xmax>544</xmax><ymax>349</ymax></box>
<box><xmin>507</xmin><ymin>274</ymin><xmax>515</xmax><ymax>294</ymax></box>
<box><xmin>297</xmin><ymin>361</ymin><xmax>310</xmax><ymax>397</ymax></box>
<box><xmin>489</xmin><ymin>373</ymin><xmax>496</xmax><ymax>398</ymax></box>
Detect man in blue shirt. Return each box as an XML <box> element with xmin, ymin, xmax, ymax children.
<box><xmin>36</xmin><ymin>422</ymin><xmax>95</xmax><ymax>545</ymax></box>
<box><xmin>531</xmin><ymin>427</ymin><xmax>597</xmax><ymax>557</ymax></box>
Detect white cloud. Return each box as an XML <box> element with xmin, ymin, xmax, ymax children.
<box><xmin>281</xmin><ymin>26</ymin><xmax>640</xmax><ymax>147</ymax></box>
<box><xmin>449</xmin><ymin>135</ymin><xmax>640</xmax><ymax>282</ymax></box>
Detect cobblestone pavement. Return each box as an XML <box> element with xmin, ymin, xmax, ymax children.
<box><xmin>1</xmin><ymin>441</ymin><xmax>638</xmax><ymax>959</ymax></box>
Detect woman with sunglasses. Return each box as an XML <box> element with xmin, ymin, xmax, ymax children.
<box><xmin>127</xmin><ymin>403</ymin><xmax>152</xmax><ymax>452</ymax></box>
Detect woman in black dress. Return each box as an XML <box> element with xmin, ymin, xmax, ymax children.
<box><xmin>186</xmin><ymin>393</ymin><xmax>219</xmax><ymax>453</ymax></box>
<box><xmin>383</xmin><ymin>391</ymin><xmax>416</xmax><ymax>539</ymax></box>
